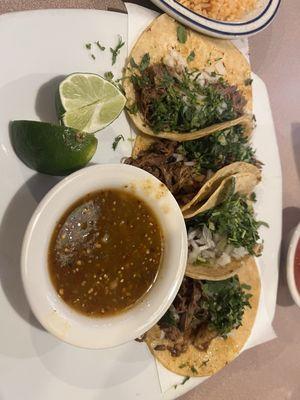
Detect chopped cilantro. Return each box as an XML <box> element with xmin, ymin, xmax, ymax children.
<box><xmin>126</xmin><ymin>102</ymin><xmax>138</xmax><ymax>114</ymax></box>
<box><xmin>187</xmin><ymin>191</ymin><xmax>266</xmax><ymax>255</ymax></box>
<box><xmin>104</xmin><ymin>71</ymin><xmax>114</xmax><ymax>81</ymax></box>
<box><xmin>201</xmin><ymin>277</ymin><xmax>252</xmax><ymax>337</ymax></box>
<box><xmin>131</xmin><ymin>66</ymin><xmax>239</xmax><ymax>133</ymax></box>
<box><xmin>110</xmin><ymin>35</ymin><xmax>125</xmax><ymax>65</ymax></box>
<box><xmin>85</xmin><ymin>43</ymin><xmax>92</xmax><ymax>50</ymax></box>
<box><xmin>95</xmin><ymin>41</ymin><xmax>105</xmax><ymax>51</ymax></box>
<box><xmin>249</xmin><ymin>192</ymin><xmax>257</xmax><ymax>202</ymax></box>
<box><xmin>244</xmin><ymin>78</ymin><xmax>253</xmax><ymax>86</ymax></box>
<box><xmin>130</xmin><ymin>57</ymin><xmax>139</xmax><ymax>69</ymax></box>
<box><xmin>139</xmin><ymin>53</ymin><xmax>150</xmax><ymax>72</ymax></box>
<box><xmin>187</xmin><ymin>50</ymin><xmax>195</xmax><ymax>63</ymax></box>
<box><xmin>180</xmin><ymin>125</ymin><xmax>257</xmax><ymax>171</ymax></box>
<box><xmin>182</xmin><ymin>376</ymin><xmax>190</xmax><ymax>385</ymax></box>
<box><xmin>112</xmin><ymin>134</ymin><xmax>124</xmax><ymax>150</ymax></box>
<box><xmin>177</xmin><ymin>25</ymin><xmax>187</xmax><ymax>43</ymax></box>
<box><xmin>190</xmin><ymin>366</ymin><xmax>198</xmax><ymax>374</ymax></box>
<box><xmin>91</xmin><ymin>54</ymin><xmax>96</xmax><ymax>60</ymax></box>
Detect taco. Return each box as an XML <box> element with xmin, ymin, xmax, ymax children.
<box><xmin>123</xmin><ymin>13</ymin><xmax>252</xmax><ymax>141</ymax></box>
<box><xmin>185</xmin><ymin>179</ymin><xmax>265</xmax><ymax>280</ymax></box>
<box><xmin>124</xmin><ymin>124</ymin><xmax>261</xmax><ymax>206</ymax></box>
<box><xmin>143</xmin><ymin>258</ymin><xmax>260</xmax><ymax>377</ymax></box>
<box><xmin>182</xmin><ymin>165</ymin><xmax>261</xmax><ymax>218</ymax></box>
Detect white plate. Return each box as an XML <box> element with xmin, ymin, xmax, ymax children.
<box><xmin>0</xmin><ymin>7</ymin><xmax>281</xmax><ymax>400</ymax></box>
<box><xmin>150</xmin><ymin>0</ymin><xmax>281</xmax><ymax>38</ymax></box>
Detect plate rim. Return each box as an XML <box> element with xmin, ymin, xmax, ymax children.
<box><xmin>150</xmin><ymin>0</ymin><xmax>281</xmax><ymax>37</ymax></box>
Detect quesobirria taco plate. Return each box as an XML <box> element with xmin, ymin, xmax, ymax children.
<box><xmin>123</xmin><ymin>13</ymin><xmax>253</xmax><ymax>141</ymax></box>
<box><xmin>140</xmin><ymin>259</ymin><xmax>260</xmax><ymax>377</ymax></box>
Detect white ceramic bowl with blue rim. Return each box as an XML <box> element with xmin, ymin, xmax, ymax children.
<box><xmin>150</xmin><ymin>0</ymin><xmax>281</xmax><ymax>38</ymax></box>
<box><xmin>21</xmin><ymin>164</ymin><xmax>188</xmax><ymax>349</ymax></box>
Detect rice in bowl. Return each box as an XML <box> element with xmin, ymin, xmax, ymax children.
<box><xmin>178</xmin><ymin>0</ymin><xmax>258</xmax><ymax>21</ymax></box>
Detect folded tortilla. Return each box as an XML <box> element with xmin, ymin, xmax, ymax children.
<box><xmin>123</xmin><ymin>13</ymin><xmax>252</xmax><ymax>141</ymax></box>
<box><xmin>182</xmin><ymin>164</ymin><xmax>261</xmax><ymax>219</ymax></box>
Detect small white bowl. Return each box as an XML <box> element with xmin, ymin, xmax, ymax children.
<box><xmin>287</xmin><ymin>222</ymin><xmax>300</xmax><ymax>307</ymax></box>
<box><xmin>21</xmin><ymin>164</ymin><xmax>187</xmax><ymax>348</ymax></box>
<box><xmin>151</xmin><ymin>0</ymin><xmax>281</xmax><ymax>39</ymax></box>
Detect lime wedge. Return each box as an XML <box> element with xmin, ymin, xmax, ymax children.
<box><xmin>58</xmin><ymin>73</ymin><xmax>126</xmax><ymax>133</ymax></box>
<box><xmin>11</xmin><ymin>120</ymin><xmax>98</xmax><ymax>176</ymax></box>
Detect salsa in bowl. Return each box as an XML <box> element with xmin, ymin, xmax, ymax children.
<box><xmin>21</xmin><ymin>164</ymin><xmax>187</xmax><ymax>348</ymax></box>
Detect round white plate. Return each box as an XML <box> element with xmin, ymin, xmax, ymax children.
<box><xmin>150</xmin><ymin>0</ymin><xmax>281</xmax><ymax>38</ymax></box>
<box><xmin>0</xmin><ymin>6</ymin><xmax>281</xmax><ymax>400</ymax></box>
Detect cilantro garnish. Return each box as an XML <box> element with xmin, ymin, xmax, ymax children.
<box><xmin>130</xmin><ymin>65</ymin><xmax>240</xmax><ymax>133</ymax></box>
<box><xmin>180</xmin><ymin>125</ymin><xmax>257</xmax><ymax>171</ymax></box>
<box><xmin>244</xmin><ymin>78</ymin><xmax>253</xmax><ymax>86</ymax></box>
<box><xmin>126</xmin><ymin>102</ymin><xmax>138</xmax><ymax>114</ymax></box>
<box><xmin>188</xmin><ymin>191</ymin><xmax>266</xmax><ymax>254</ymax></box>
<box><xmin>182</xmin><ymin>376</ymin><xmax>190</xmax><ymax>385</ymax></box>
<box><xmin>104</xmin><ymin>71</ymin><xmax>114</xmax><ymax>81</ymax></box>
<box><xmin>201</xmin><ymin>277</ymin><xmax>252</xmax><ymax>336</ymax></box>
<box><xmin>110</xmin><ymin>35</ymin><xmax>125</xmax><ymax>65</ymax></box>
<box><xmin>95</xmin><ymin>41</ymin><xmax>105</xmax><ymax>51</ymax></box>
<box><xmin>187</xmin><ymin>50</ymin><xmax>195</xmax><ymax>62</ymax></box>
<box><xmin>85</xmin><ymin>43</ymin><xmax>92</xmax><ymax>50</ymax></box>
<box><xmin>112</xmin><ymin>134</ymin><xmax>124</xmax><ymax>150</ymax></box>
<box><xmin>177</xmin><ymin>25</ymin><xmax>187</xmax><ymax>43</ymax></box>
<box><xmin>130</xmin><ymin>57</ymin><xmax>139</xmax><ymax>69</ymax></box>
<box><xmin>190</xmin><ymin>366</ymin><xmax>198</xmax><ymax>374</ymax></box>
<box><xmin>139</xmin><ymin>53</ymin><xmax>150</xmax><ymax>72</ymax></box>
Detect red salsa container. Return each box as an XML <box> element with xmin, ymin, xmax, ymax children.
<box><xmin>287</xmin><ymin>223</ymin><xmax>300</xmax><ymax>307</ymax></box>
<box><xmin>294</xmin><ymin>239</ymin><xmax>300</xmax><ymax>294</ymax></box>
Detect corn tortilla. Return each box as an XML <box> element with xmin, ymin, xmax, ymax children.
<box><xmin>123</xmin><ymin>13</ymin><xmax>252</xmax><ymax>140</ymax></box>
<box><xmin>145</xmin><ymin>257</ymin><xmax>260</xmax><ymax>377</ymax></box>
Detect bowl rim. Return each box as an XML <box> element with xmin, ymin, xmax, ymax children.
<box><xmin>21</xmin><ymin>163</ymin><xmax>188</xmax><ymax>348</ymax></box>
<box><xmin>286</xmin><ymin>222</ymin><xmax>300</xmax><ymax>307</ymax></box>
<box><xmin>150</xmin><ymin>0</ymin><xmax>281</xmax><ymax>37</ymax></box>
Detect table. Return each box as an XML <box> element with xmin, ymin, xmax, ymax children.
<box><xmin>1</xmin><ymin>1</ymin><xmax>300</xmax><ymax>399</ymax></box>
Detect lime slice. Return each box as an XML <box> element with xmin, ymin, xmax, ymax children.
<box><xmin>58</xmin><ymin>73</ymin><xmax>126</xmax><ymax>133</ymax></box>
<box><xmin>11</xmin><ymin>120</ymin><xmax>98</xmax><ymax>176</ymax></box>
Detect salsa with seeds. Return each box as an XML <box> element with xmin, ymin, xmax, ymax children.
<box><xmin>48</xmin><ymin>189</ymin><xmax>163</xmax><ymax>317</ymax></box>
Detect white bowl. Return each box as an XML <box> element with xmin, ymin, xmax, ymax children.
<box><xmin>151</xmin><ymin>0</ymin><xmax>281</xmax><ymax>39</ymax></box>
<box><xmin>21</xmin><ymin>164</ymin><xmax>187</xmax><ymax>348</ymax></box>
<box><xmin>287</xmin><ymin>222</ymin><xmax>300</xmax><ymax>307</ymax></box>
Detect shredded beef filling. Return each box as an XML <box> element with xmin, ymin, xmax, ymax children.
<box><xmin>156</xmin><ymin>278</ymin><xmax>217</xmax><ymax>357</ymax></box>
<box><xmin>210</xmin><ymin>82</ymin><xmax>247</xmax><ymax>117</ymax></box>
<box><xmin>132</xmin><ymin>63</ymin><xmax>246</xmax><ymax>132</ymax></box>
<box><xmin>135</xmin><ymin>64</ymin><xmax>174</xmax><ymax>123</ymax></box>
<box><xmin>124</xmin><ymin>140</ymin><xmax>204</xmax><ymax>205</ymax></box>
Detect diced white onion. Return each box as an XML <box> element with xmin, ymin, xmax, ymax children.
<box><xmin>215</xmin><ymin>60</ymin><xmax>226</xmax><ymax>76</ymax></box>
<box><xmin>184</xmin><ymin>161</ymin><xmax>196</xmax><ymax>166</ymax></box>
<box><xmin>187</xmin><ymin>225</ymin><xmax>249</xmax><ymax>267</ymax></box>
<box><xmin>173</xmin><ymin>153</ymin><xmax>184</xmax><ymax>162</ymax></box>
